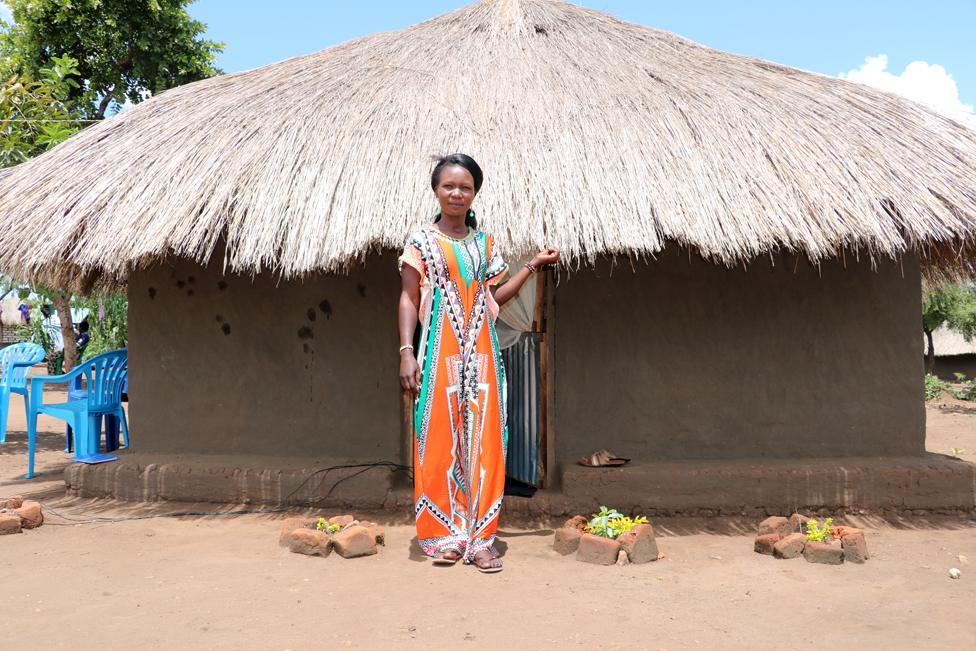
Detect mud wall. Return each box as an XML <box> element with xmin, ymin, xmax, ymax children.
<box><xmin>127</xmin><ymin>252</ymin><xmax>401</xmax><ymax>458</ymax></box>
<box><xmin>552</xmin><ymin>250</ymin><xmax>925</xmax><ymax>465</ymax></box>
<box><xmin>128</xmin><ymin>247</ymin><xmax>925</xmax><ymax>466</ymax></box>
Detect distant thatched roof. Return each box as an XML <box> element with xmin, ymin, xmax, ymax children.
<box><xmin>1</xmin><ymin>0</ymin><xmax>976</xmax><ymax>286</ymax></box>
<box><xmin>930</xmin><ymin>326</ymin><xmax>976</xmax><ymax>357</ymax></box>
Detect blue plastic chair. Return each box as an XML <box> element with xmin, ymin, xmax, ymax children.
<box><xmin>0</xmin><ymin>343</ymin><xmax>45</xmax><ymax>443</ymax></box>
<box><xmin>64</xmin><ymin>374</ymin><xmax>128</xmax><ymax>453</ymax></box>
<box><xmin>26</xmin><ymin>348</ymin><xmax>128</xmax><ymax>478</ymax></box>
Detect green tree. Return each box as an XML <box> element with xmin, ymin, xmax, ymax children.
<box><xmin>922</xmin><ymin>283</ymin><xmax>976</xmax><ymax>373</ymax></box>
<box><xmin>1</xmin><ymin>1</ymin><xmax>221</xmax><ymax>370</ymax></box>
<box><xmin>1</xmin><ymin>0</ymin><xmax>223</xmax><ymax>119</ymax></box>
<box><xmin>0</xmin><ymin>54</ymin><xmax>82</xmax><ymax>167</ymax></box>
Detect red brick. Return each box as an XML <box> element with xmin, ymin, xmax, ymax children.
<box><xmin>840</xmin><ymin>529</ymin><xmax>868</xmax><ymax>563</ymax></box>
<box><xmin>618</xmin><ymin>524</ymin><xmax>659</xmax><ymax>564</ymax></box>
<box><xmin>0</xmin><ymin>514</ymin><xmax>22</xmax><ymax>535</ymax></box>
<box><xmin>803</xmin><ymin>541</ymin><xmax>844</xmax><ymax>565</ymax></box>
<box><xmin>754</xmin><ymin>533</ymin><xmax>779</xmax><ymax>555</ymax></box>
<box><xmin>331</xmin><ymin>525</ymin><xmax>377</xmax><ymax>558</ymax></box>
<box><xmin>576</xmin><ymin>533</ymin><xmax>620</xmax><ymax>565</ymax></box>
<box><xmin>288</xmin><ymin>529</ymin><xmax>332</xmax><ymax>557</ymax></box>
<box><xmin>773</xmin><ymin>533</ymin><xmax>806</xmax><ymax>559</ymax></box>
<box><xmin>358</xmin><ymin>521</ymin><xmax>386</xmax><ymax>546</ymax></box>
<box><xmin>789</xmin><ymin>513</ymin><xmax>812</xmax><ymax>532</ymax></box>
<box><xmin>553</xmin><ymin>527</ymin><xmax>582</xmax><ymax>555</ymax></box>
<box><xmin>14</xmin><ymin>500</ymin><xmax>43</xmax><ymax>529</ymax></box>
<box><xmin>758</xmin><ymin>516</ymin><xmax>791</xmax><ymax>539</ymax></box>
<box><xmin>0</xmin><ymin>495</ymin><xmax>24</xmax><ymax>510</ymax></box>
<box><xmin>563</xmin><ymin>515</ymin><xmax>588</xmax><ymax>531</ymax></box>
<box><xmin>278</xmin><ymin>517</ymin><xmax>317</xmax><ymax>547</ymax></box>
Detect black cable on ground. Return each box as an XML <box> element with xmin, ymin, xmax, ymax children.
<box><xmin>33</xmin><ymin>460</ymin><xmax>413</xmax><ymax>526</ymax></box>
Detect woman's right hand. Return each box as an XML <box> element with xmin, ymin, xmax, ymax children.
<box><xmin>400</xmin><ymin>352</ymin><xmax>421</xmax><ymax>396</ymax></box>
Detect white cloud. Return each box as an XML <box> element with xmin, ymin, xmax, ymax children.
<box><xmin>841</xmin><ymin>54</ymin><xmax>976</xmax><ymax>128</ymax></box>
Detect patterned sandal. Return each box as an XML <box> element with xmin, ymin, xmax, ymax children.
<box><xmin>472</xmin><ymin>550</ymin><xmax>503</xmax><ymax>574</ymax></box>
<box><xmin>431</xmin><ymin>548</ymin><xmax>462</xmax><ymax>566</ymax></box>
<box><xmin>578</xmin><ymin>449</ymin><xmax>630</xmax><ymax>467</ymax></box>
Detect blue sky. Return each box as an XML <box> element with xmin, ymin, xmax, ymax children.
<box><xmin>188</xmin><ymin>0</ymin><xmax>976</xmax><ymax>119</ymax></box>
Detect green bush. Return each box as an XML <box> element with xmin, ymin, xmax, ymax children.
<box><xmin>805</xmin><ymin>517</ymin><xmax>834</xmax><ymax>543</ymax></box>
<box><xmin>925</xmin><ymin>374</ymin><xmax>946</xmax><ymax>401</ymax></box>
<box><xmin>949</xmin><ymin>378</ymin><xmax>976</xmax><ymax>402</ymax></box>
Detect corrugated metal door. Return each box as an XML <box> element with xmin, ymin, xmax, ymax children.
<box><xmin>502</xmin><ymin>332</ymin><xmax>541</xmax><ymax>486</ymax></box>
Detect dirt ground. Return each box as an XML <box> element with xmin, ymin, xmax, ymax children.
<box><xmin>1</xmin><ymin>385</ymin><xmax>974</xmax><ymax>650</ymax></box>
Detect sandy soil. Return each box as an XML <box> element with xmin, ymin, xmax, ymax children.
<box><xmin>1</xmin><ymin>383</ymin><xmax>974</xmax><ymax>650</ymax></box>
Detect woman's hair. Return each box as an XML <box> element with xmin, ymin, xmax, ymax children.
<box><xmin>431</xmin><ymin>153</ymin><xmax>483</xmax><ymax>229</ymax></box>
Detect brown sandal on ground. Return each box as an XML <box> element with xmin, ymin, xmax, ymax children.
<box><xmin>472</xmin><ymin>550</ymin><xmax>503</xmax><ymax>573</ymax></box>
<box><xmin>431</xmin><ymin>549</ymin><xmax>461</xmax><ymax>566</ymax></box>
<box><xmin>578</xmin><ymin>449</ymin><xmax>630</xmax><ymax>467</ymax></box>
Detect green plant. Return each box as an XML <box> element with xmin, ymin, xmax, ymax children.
<box><xmin>315</xmin><ymin>518</ymin><xmax>341</xmax><ymax>534</ymax></box>
<box><xmin>15</xmin><ymin>300</ymin><xmax>56</xmax><ymax>355</ymax></box>
<box><xmin>925</xmin><ymin>374</ymin><xmax>946</xmax><ymax>401</ymax></box>
<box><xmin>73</xmin><ymin>292</ymin><xmax>128</xmax><ymax>359</ymax></box>
<box><xmin>953</xmin><ymin>373</ymin><xmax>968</xmax><ymax>382</ymax></box>
<box><xmin>805</xmin><ymin>517</ymin><xmax>833</xmax><ymax>543</ymax></box>
<box><xmin>950</xmin><ymin>447</ymin><xmax>966</xmax><ymax>456</ymax></box>
<box><xmin>949</xmin><ymin>378</ymin><xmax>976</xmax><ymax>402</ymax></box>
<box><xmin>586</xmin><ymin>506</ymin><xmax>649</xmax><ymax>539</ymax></box>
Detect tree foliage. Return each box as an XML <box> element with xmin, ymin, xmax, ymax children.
<box><xmin>0</xmin><ymin>53</ymin><xmax>81</xmax><ymax>167</ymax></box>
<box><xmin>922</xmin><ymin>282</ymin><xmax>976</xmax><ymax>372</ymax></box>
<box><xmin>1</xmin><ymin>0</ymin><xmax>224</xmax><ymax>119</ymax></box>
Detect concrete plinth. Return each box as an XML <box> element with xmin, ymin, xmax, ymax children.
<box><xmin>556</xmin><ymin>454</ymin><xmax>976</xmax><ymax>516</ymax></box>
<box><xmin>64</xmin><ymin>452</ymin><xmax>976</xmax><ymax>517</ymax></box>
<box><xmin>64</xmin><ymin>453</ymin><xmax>411</xmax><ymax>510</ymax></box>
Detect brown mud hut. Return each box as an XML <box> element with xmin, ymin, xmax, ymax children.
<box><xmin>1</xmin><ymin>0</ymin><xmax>975</xmax><ymax>516</ymax></box>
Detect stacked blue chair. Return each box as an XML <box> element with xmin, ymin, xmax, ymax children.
<box><xmin>0</xmin><ymin>343</ymin><xmax>46</xmax><ymax>442</ymax></box>
<box><xmin>26</xmin><ymin>348</ymin><xmax>128</xmax><ymax>478</ymax></box>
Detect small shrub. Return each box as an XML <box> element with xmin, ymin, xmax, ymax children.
<box><xmin>953</xmin><ymin>373</ymin><xmax>968</xmax><ymax>382</ymax></box>
<box><xmin>315</xmin><ymin>518</ymin><xmax>341</xmax><ymax>534</ymax></box>
<box><xmin>805</xmin><ymin>517</ymin><xmax>833</xmax><ymax>543</ymax></box>
<box><xmin>949</xmin><ymin>378</ymin><xmax>976</xmax><ymax>402</ymax></box>
<box><xmin>925</xmin><ymin>374</ymin><xmax>946</xmax><ymax>401</ymax></box>
<box><xmin>586</xmin><ymin>506</ymin><xmax>649</xmax><ymax>539</ymax></box>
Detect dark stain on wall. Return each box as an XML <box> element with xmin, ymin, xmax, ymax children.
<box><xmin>306</xmin><ymin>308</ymin><xmax>316</xmax><ymax>322</ymax></box>
<box><xmin>187</xmin><ymin>289</ymin><xmax>195</xmax><ymax>297</ymax></box>
<box><xmin>217</xmin><ymin>281</ymin><xmax>228</xmax><ymax>291</ymax></box>
<box><xmin>220</xmin><ymin>323</ymin><xmax>232</xmax><ymax>336</ymax></box>
<box><xmin>357</xmin><ymin>284</ymin><xmax>367</xmax><ymax>298</ymax></box>
<box><xmin>176</xmin><ymin>280</ymin><xmax>185</xmax><ymax>289</ymax></box>
<box><xmin>148</xmin><ymin>287</ymin><xmax>156</xmax><ymax>300</ymax></box>
<box><xmin>318</xmin><ymin>300</ymin><xmax>332</xmax><ymax>319</ymax></box>
<box><xmin>215</xmin><ymin>315</ymin><xmax>223</xmax><ymax>323</ymax></box>
<box><xmin>297</xmin><ymin>326</ymin><xmax>314</xmax><ymax>340</ymax></box>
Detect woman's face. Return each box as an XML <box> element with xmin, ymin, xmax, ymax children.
<box><xmin>434</xmin><ymin>165</ymin><xmax>476</xmax><ymax>220</ymax></box>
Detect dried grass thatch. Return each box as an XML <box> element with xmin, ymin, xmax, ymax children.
<box><xmin>1</xmin><ymin>0</ymin><xmax>975</xmax><ymax>286</ymax></box>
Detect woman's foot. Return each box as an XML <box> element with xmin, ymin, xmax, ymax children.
<box><xmin>472</xmin><ymin>550</ymin><xmax>503</xmax><ymax>573</ymax></box>
<box><xmin>431</xmin><ymin>549</ymin><xmax>461</xmax><ymax>565</ymax></box>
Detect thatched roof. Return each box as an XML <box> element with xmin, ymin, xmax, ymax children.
<box><xmin>1</xmin><ymin>0</ymin><xmax>976</xmax><ymax>285</ymax></box>
<box><xmin>930</xmin><ymin>326</ymin><xmax>976</xmax><ymax>357</ymax></box>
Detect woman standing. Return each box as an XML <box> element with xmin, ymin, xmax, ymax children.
<box><xmin>398</xmin><ymin>154</ymin><xmax>559</xmax><ymax>573</ymax></box>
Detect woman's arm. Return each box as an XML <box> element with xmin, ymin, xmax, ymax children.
<box><xmin>398</xmin><ymin>265</ymin><xmax>422</xmax><ymax>396</ymax></box>
<box><xmin>491</xmin><ymin>247</ymin><xmax>560</xmax><ymax>307</ymax></box>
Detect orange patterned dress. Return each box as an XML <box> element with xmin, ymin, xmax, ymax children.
<box><xmin>399</xmin><ymin>226</ymin><xmax>508</xmax><ymax>561</ymax></box>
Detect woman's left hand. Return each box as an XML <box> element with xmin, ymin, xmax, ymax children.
<box><xmin>532</xmin><ymin>247</ymin><xmax>561</xmax><ymax>268</ymax></box>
